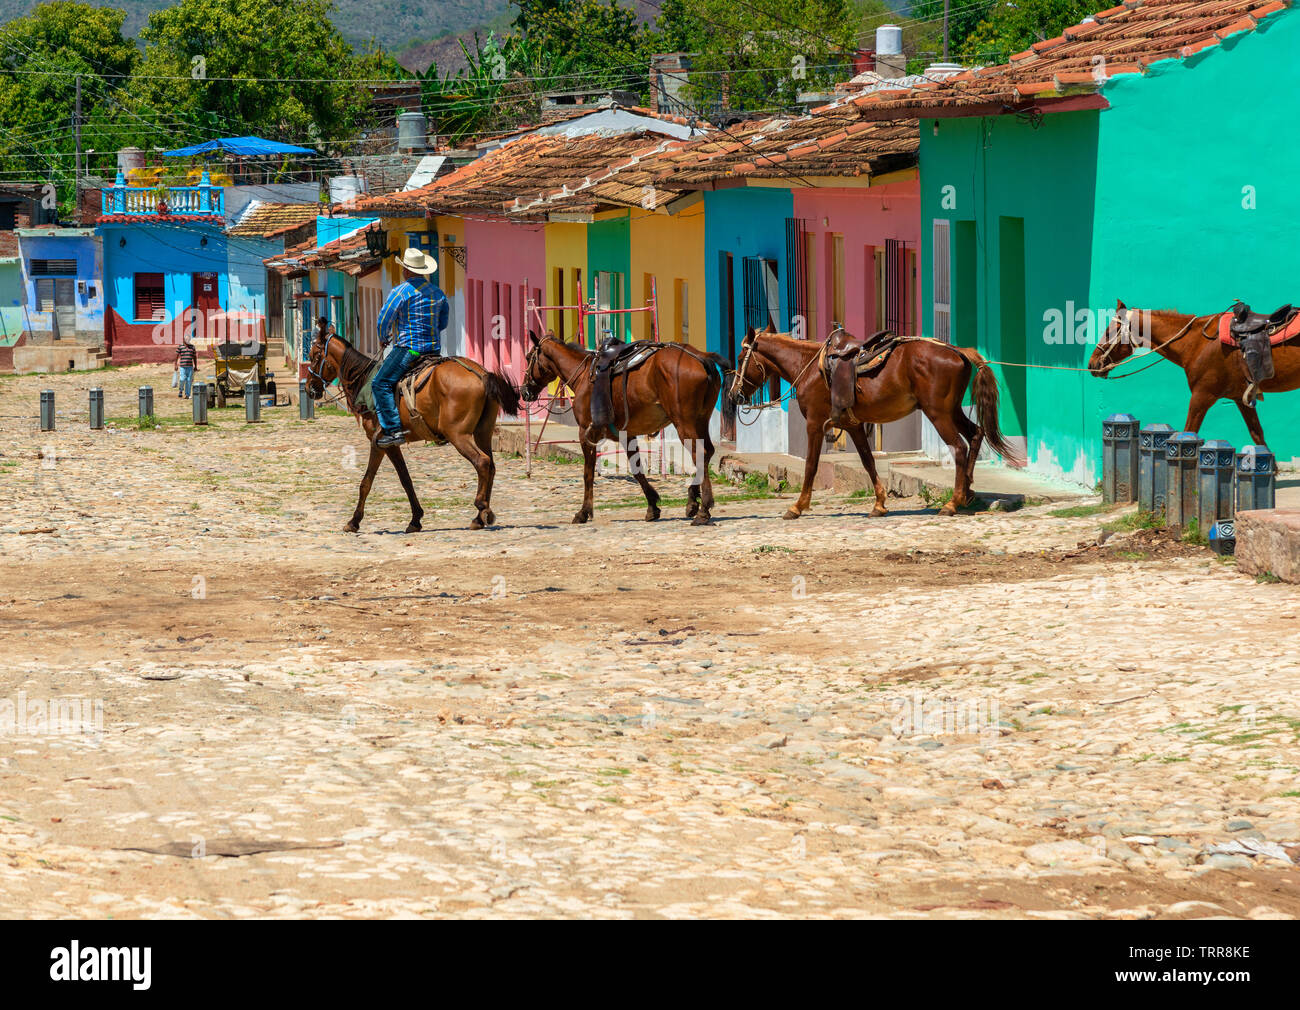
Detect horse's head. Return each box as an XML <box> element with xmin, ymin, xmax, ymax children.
<box><xmin>520</xmin><ymin>331</ymin><xmax>559</xmax><ymax>402</ymax></box>
<box><xmin>728</xmin><ymin>326</ymin><xmax>769</xmax><ymax>404</ymax></box>
<box><xmin>1089</xmin><ymin>300</ymin><xmax>1137</xmax><ymax>378</ymax></box>
<box><xmin>306</xmin><ymin>317</ymin><xmax>338</xmax><ymax>399</ymax></box>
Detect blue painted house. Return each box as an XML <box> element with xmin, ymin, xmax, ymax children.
<box><xmin>13</xmin><ymin>226</ymin><xmax>105</xmax><ymax>372</ymax></box>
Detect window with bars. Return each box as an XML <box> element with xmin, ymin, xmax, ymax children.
<box><xmin>932</xmin><ymin>220</ymin><xmax>951</xmax><ymax>343</ymax></box>
<box><xmin>31</xmin><ymin>258</ymin><xmax>77</xmax><ymax>276</ymax></box>
<box><xmin>784</xmin><ymin>217</ymin><xmax>809</xmax><ymax>334</ymax></box>
<box><xmin>134</xmin><ymin>273</ymin><xmax>165</xmax><ymax>320</ymax></box>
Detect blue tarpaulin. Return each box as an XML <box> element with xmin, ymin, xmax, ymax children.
<box><xmin>162</xmin><ymin>136</ymin><xmax>315</xmax><ymax>158</ymax></box>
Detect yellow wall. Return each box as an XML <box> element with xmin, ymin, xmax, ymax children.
<box><xmin>542</xmin><ymin>221</ymin><xmax>587</xmax><ymax>342</ymax></box>
<box><xmin>629</xmin><ymin>201</ymin><xmax>706</xmax><ymax>350</ymax></box>
<box><xmin>433</xmin><ymin>215</ymin><xmax>464</xmax><ymax>298</ymax></box>
<box><xmin>380</xmin><ymin>216</ymin><xmax>433</xmax><ymax>289</ymax></box>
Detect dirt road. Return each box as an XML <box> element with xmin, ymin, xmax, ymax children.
<box><xmin>1</xmin><ymin>364</ymin><xmax>1297</xmax><ymax>918</ymax></box>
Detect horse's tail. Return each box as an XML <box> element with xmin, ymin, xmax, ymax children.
<box><xmin>696</xmin><ymin>350</ymin><xmax>735</xmax><ymax>391</ymax></box>
<box><xmin>485</xmin><ymin>370</ymin><xmax>521</xmax><ymax>418</ymax></box>
<box><xmin>955</xmin><ymin>346</ymin><xmax>1026</xmax><ymax>469</ymax></box>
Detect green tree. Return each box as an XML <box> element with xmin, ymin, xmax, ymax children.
<box><xmin>512</xmin><ymin>0</ymin><xmax>656</xmax><ymax>92</ymax></box>
<box><xmin>960</xmin><ymin>0</ymin><xmax>1098</xmax><ymax>62</ymax></box>
<box><xmin>907</xmin><ymin>0</ymin><xmax>996</xmax><ymax>60</ymax></box>
<box><xmin>657</xmin><ymin>0</ymin><xmax>857</xmax><ymax>112</ymax></box>
<box><xmin>0</xmin><ymin>2</ymin><xmax>139</xmax><ymax>210</ymax></box>
<box><xmin>130</xmin><ymin>0</ymin><xmax>400</xmax><ymax>149</ymax></box>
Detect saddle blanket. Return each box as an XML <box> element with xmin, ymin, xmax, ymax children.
<box><xmin>1217</xmin><ymin>312</ymin><xmax>1300</xmax><ymax>346</ymax></box>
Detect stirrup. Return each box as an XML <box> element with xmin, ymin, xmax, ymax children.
<box><xmin>1243</xmin><ymin>382</ymin><xmax>1260</xmax><ymax>407</ymax></box>
<box><xmin>375</xmin><ymin>429</ymin><xmax>406</xmax><ymax>447</ymax></box>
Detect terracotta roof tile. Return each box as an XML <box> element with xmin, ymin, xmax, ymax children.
<box><xmin>227</xmin><ymin>202</ymin><xmax>318</xmax><ymax>238</ymax></box>
<box><xmin>844</xmin><ymin>0</ymin><xmax>1290</xmax><ymax>117</ymax></box>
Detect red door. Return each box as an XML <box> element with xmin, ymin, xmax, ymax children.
<box><xmin>192</xmin><ymin>272</ymin><xmax>220</xmax><ymax>315</ymax></box>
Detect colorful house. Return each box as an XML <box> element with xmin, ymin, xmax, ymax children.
<box><xmin>12</xmin><ymin>226</ymin><xmax>105</xmax><ymax>372</ymax></box>
<box><xmin>97</xmin><ymin>169</ymin><xmax>318</xmax><ymax>364</ymax></box>
<box><xmin>662</xmin><ymin>113</ymin><xmax>921</xmax><ymax>454</ymax></box>
<box><xmin>849</xmin><ymin>0</ymin><xmax>1300</xmax><ymax>479</ymax></box>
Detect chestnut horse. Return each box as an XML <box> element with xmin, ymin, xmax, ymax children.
<box><xmin>729</xmin><ymin>326</ymin><xmax>1023</xmax><ymax>517</ymax></box>
<box><xmin>1088</xmin><ymin>299</ymin><xmax>1300</xmax><ymax>446</ymax></box>
<box><xmin>520</xmin><ymin>333</ymin><xmax>730</xmax><ymax>525</ymax></box>
<box><xmin>306</xmin><ymin>324</ymin><xmax>520</xmax><ymax>532</ymax></box>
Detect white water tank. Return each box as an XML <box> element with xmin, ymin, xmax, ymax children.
<box><xmin>329</xmin><ymin>175</ymin><xmax>367</xmax><ymax>205</ymax></box>
<box><xmin>875</xmin><ymin>25</ymin><xmax>906</xmax><ymax>80</ymax></box>
<box><xmin>116</xmin><ymin>147</ymin><xmax>145</xmax><ymax>174</ymax></box>
<box><xmin>397</xmin><ymin>112</ymin><xmax>429</xmax><ymax>152</ymax></box>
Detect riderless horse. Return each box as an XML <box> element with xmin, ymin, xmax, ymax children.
<box><xmin>520</xmin><ymin>332</ymin><xmax>731</xmax><ymax>526</ymax></box>
<box><xmin>729</xmin><ymin>325</ymin><xmax>1023</xmax><ymax>517</ymax></box>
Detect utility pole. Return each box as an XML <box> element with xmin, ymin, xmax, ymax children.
<box><xmin>73</xmin><ymin>73</ymin><xmax>81</xmax><ymax>223</ymax></box>
<box><xmin>944</xmin><ymin>0</ymin><xmax>950</xmax><ymax>61</ymax></box>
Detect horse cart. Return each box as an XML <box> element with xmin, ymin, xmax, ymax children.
<box><xmin>207</xmin><ymin>341</ymin><xmax>284</xmax><ymax>408</ymax></box>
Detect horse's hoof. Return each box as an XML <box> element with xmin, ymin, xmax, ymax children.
<box><xmin>782</xmin><ymin>508</ymin><xmax>802</xmax><ymax>520</ymax></box>
<box><xmin>646</xmin><ymin>505</ymin><xmax>661</xmax><ymax>522</ymax></box>
<box><xmin>938</xmin><ymin>504</ymin><xmax>957</xmax><ymax>517</ymax></box>
<box><xmin>470</xmin><ymin>517</ymin><xmax>485</xmax><ymax>530</ymax></box>
<box><xmin>344</xmin><ymin>522</ymin><xmax>360</xmax><ymax>534</ymax></box>
<box><xmin>691</xmin><ymin>514</ymin><xmax>714</xmax><ymax>526</ymax></box>
<box><xmin>685</xmin><ymin>501</ymin><xmax>699</xmax><ymax>518</ymax></box>
<box><xmin>572</xmin><ymin>512</ymin><xmax>590</xmax><ymax>525</ymax></box>
<box><xmin>405</xmin><ymin>521</ymin><xmax>422</xmax><ymax>534</ymax></box>
<box><xmin>483</xmin><ymin>510</ymin><xmax>496</xmax><ymax>526</ymax></box>
<box><xmin>870</xmin><ymin>506</ymin><xmax>888</xmax><ymax>518</ymax></box>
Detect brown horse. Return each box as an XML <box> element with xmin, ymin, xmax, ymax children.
<box><xmin>519</xmin><ymin>333</ymin><xmax>730</xmax><ymax>525</ymax></box>
<box><xmin>306</xmin><ymin>323</ymin><xmax>520</xmax><ymax>532</ymax></box>
<box><xmin>728</xmin><ymin>326</ymin><xmax>1023</xmax><ymax>517</ymax></box>
<box><xmin>1088</xmin><ymin>299</ymin><xmax>1300</xmax><ymax>446</ymax></box>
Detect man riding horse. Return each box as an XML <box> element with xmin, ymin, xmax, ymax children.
<box><xmin>372</xmin><ymin>247</ymin><xmax>450</xmax><ymax>448</ymax></box>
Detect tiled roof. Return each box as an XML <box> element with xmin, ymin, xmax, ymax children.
<box><xmin>841</xmin><ymin>0</ymin><xmax>1290</xmax><ymax>116</ymax></box>
<box><xmin>478</xmin><ymin>102</ymin><xmax>699</xmax><ymax>147</ymax></box>
<box><xmin>265</xmin><ymin>224</ymin><xmax>379</xmax><ymax>277</ymax></box>
<box><xmin>227</xmin><ymin>202</ymin><xmax>319</xmax><ymax>238</ymax></box>
<box><xmin>353</xmin><ymin>132</ymin><xmax>679</xmax><ymax>220</ymax></box>
<box><xmin>658</xmin><ymin>113</ymin><xmax>918</xmax><ymax>186</ymax></box>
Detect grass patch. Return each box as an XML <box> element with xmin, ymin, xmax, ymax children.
<box><xmin>753</xmin><ymin>544</ymin><xmax>794</xmax><ymax>554</ymax></box>
<box><xmin>1180</xmin><ymin>518</ymin><xmax>1208</xmax><ymax>546</ymax></box>
<box><xmin>1102</xmin><ymin>509</ymin><xmax>1164</xmax><ymax>534</ymax></box>
<box><xmin>1050</xmin><ymin>502</ymin><xmax>1114</xmax><ymax>519</ymax></box>
<box><xmin>1255</xmin><ymin>570</ymin><xmax>1283</xmax><ymax>584</ymax></box>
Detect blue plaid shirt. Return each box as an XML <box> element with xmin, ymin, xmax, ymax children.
<box><xmin>377</xmin><ymin>277</ymin><xmax>448</xmax><ymax>355</ymax></box>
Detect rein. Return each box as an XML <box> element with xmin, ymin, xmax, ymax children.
<box><xmin>733</xmin><ymin>334</ymin><xmax>822</xmax><ymax>413</ymax></box>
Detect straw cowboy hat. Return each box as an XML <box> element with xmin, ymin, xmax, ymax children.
<box><xmin>398</xmin><ymin>247</ymin><xmax>438</xmax><ymax>276</ymax></box>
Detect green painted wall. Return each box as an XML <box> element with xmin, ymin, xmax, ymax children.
<box><xmin>586</xmin><ymin>212</ymin><xmax>631</xmax><ymax>344</ymax></box>
<box><xmin>0</xmin><ymin>260</ymin><xmax>23</xmax><ymax>346</ymax></box>
<box><xmin>920</xmin><ymin>9</ymin><xmax>1300</xmax><ymax>483</ymax></box>
<box><xmin>919</xmin><ymin>110</ymin><xmax>1100</xmax><ymax>472</ymax></box>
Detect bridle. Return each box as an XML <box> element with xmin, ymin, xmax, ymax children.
<box><xmin>307</xmin><ymin>330</ymin><xmax>351</xmax><ymax>408</ymax></box>
<box><xmin>1093</xmin><ymin>308</ymin><xmax>1201</xmax><ymax>377</ymax></box>
<box><xmin>522</xmin><ymin>335</ymin><xmax>591</xmax><ymax>403</ymax></box>
<box><xmin>730</xmin><ymin>334</ymin><xmax>768</xmax><ymax>403</ymax></box>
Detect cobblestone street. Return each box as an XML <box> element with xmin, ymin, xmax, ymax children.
<box><xmin>1</xmin><ymin>363</ymin><xmax>1298</xmax><ymax>918</ymax></box>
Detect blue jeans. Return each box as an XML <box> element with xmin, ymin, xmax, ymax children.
<box><xmin>372</xmin><ymin>347</ymin><xmax>418</xmax><ymax>433</ymax></box>
<box><xmin>178</xmin><ymin>366</ymin><xmax>194</xmax><ymax>397</ymax></box>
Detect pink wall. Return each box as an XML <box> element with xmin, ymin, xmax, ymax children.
<box><xmin>792</xmin><ymin>179</ymin><xmax>922</xmax><ymax>339</ymax></box>
<box><xmin>463</xmin><ymin>218</ymin><xmax>546</xmax><ymax>382</ymax></box>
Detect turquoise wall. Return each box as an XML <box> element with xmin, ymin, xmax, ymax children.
<box><xmin>703</xmin><ymin>186</ymin><xmax>793</xmax><ymax>356</ymax></box>
<box><xmin>1086</xmin><ymin>11</ymin><xmax>1300</xmax><ymax>468</ymax></box>
<box><xmin>100</xmin><ymin>222</ymin><xmax>229</xmax><ymax>323</ymax></box>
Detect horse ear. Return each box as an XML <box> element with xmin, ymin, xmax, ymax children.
<box><xmin>1115</xmin><ymin>298</ymin><xmax>1126</xmax><ymax>310</ymax></box>
<box><xmin>745</xmin><ymin>325</ymin><xmax>755</xmax><ymax>340</ymax></box>
<box><xmin>529</xmin><ymin>332</ymin><xmax>541</xmax><ymax>347</ymax></box>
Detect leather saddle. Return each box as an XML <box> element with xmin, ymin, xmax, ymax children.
<box><xmin>588</xmin><ymin>337</ymin><xmax>658</xmax><ymax>434</ymax></box>
<box><xmin>396</xmin><ymin>353</ymin><xmax>449</xmax><ymax>443</ymax></box>
<box><xmin>1229</xmin><ymin>301</ymin><xmax>1294</xmax><ymax>396</ymax></box>
<box><xmin>820</xmin><ymin>327</ymin><xmax>897</xmax><ymax>424</ymax></box>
